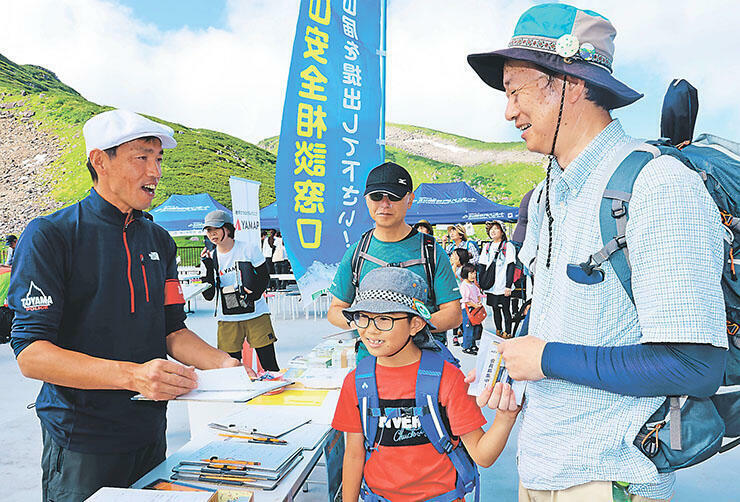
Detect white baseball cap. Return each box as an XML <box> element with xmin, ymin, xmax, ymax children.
<box><xmin>83</xmin><ymin>109</ymin><xmax>177</xmax><ymax>157</ymax></box>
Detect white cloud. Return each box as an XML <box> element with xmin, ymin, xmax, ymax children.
<box><xmin>1</xmin><ymin>0</ymin><xmax>738</xmax><ymax>144</ymax></box>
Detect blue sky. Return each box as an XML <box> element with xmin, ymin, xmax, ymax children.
<box><xmin>118</xmin><ymin>0</ymin><xmax>228</xmax><ymax>32</ymax></box>
<box><xmin>2</xmin><ymin>1</ymin><xmax>739</xmax><ymax>145</ymax></box>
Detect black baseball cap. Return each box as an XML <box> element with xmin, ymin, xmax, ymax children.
<box><xmin>363</xmin><ymin>162</ymin><xmax>413</xmax><ymax>198</ymax></box>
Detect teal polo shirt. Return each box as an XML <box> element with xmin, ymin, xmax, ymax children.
<box><xmin>330</xmin><ymin>229</ymin><xmax>461</xmax><ymax>313</ymax></box>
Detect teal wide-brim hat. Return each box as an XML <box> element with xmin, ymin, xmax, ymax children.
<box><xmin>467</xmin><ymin>3</ymin><xmax>642</xmax><ymax>109</ymax></box>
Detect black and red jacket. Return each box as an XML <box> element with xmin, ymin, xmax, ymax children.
<box><xmin>9</xmin><ymin>188</ymin><xmax>186</xmax><ymax>453</ymax></box>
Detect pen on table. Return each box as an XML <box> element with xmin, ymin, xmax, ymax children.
<box><xmin>178</xmin><ymin>461</ymin><xmax>247</xmax><ymax>471</ymax></box>
<box><xmin>277</xmin><ymin>419</ymin><xmax>312</xmax><ymax>437</ymax></box>
<box><xmin>201</xmin><ymin>457</ymin><xmax>261</xmax><ymax>466</ymax></box>
<box><xmin>171</xmin><ymin>473</ymin><xmax>257</xmax><ymax>485</ymax></box>
<box><xmin>175</xmin><ymin>465</ymin><xmax>255</xmax><ymax>477</ymax></box>
<box><xmin>218</xmin><ymin>432</ymin><xmax>288</xmax><ymax>444</ymax></box>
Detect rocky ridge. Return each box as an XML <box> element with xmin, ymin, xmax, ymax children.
<box><xmin>385</xmin><ymin>125</ymin><xmax>544</xmax><ymax>166</ymax></box>
<box><xmin>0</xmin><ymin>93</ymin><xmax>64</xmax><ymax>236</ymax></box>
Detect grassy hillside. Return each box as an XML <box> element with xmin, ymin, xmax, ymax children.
<box><xmin>1</xmin><ymin>52</ymin><xmax>541</xmax><ymax>216</ymax></box>
<box><xmin>0</xmin><ymin>53</ymin><xmax>277</xmax><ymax>210</ymax></box>
<box><xmin>258</xmin><ymin>124</ymin><xmax>543</xmax><ymax>207</ymax></box>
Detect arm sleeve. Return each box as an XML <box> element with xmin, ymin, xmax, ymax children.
<box><xmin>541</xmin><ymin>342</ymin><xmax>726</xmax><ymax>398</ymax></box>
<box><xmin>8</xmin><ymin>219</ymin><xmax>66</xmax><ymax>356</ymax></box>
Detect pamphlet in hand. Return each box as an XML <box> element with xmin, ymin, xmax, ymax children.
<box><xmin>467</xmin><ymin>330</ymin><xmax>526</xmax><ymax>406</ymax></box>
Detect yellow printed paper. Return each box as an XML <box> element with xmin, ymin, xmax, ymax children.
<box><xmin>248</xmin><ymin>389</ymin><xmax>328</xmax><ymax>407</ymax></box>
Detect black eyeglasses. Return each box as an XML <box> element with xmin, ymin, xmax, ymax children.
<box><xmin>368</xmin><ymin>192</ymin><xmax>405</xmax><ymax>202</ymax></box>
<box><xmin>352</xmin><ymin>312</ymin><xmax>411</xmax><ymax>331</ymax></box>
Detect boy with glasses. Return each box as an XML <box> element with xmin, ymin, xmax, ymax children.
<box><xmin>327</xmin><ymin>162</ymin><xmax>462</xmax><ymax>354</ymax></box>
<box><xmin>332</xmin><ymin>267</ymin><xmax>519</xmax><ymax>502</ymax></box>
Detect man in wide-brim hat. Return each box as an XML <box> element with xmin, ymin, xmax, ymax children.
<box><xmin>467</xmin><ymin>3</ymin><xmax>727</xmax><ymax>501</ymax></box>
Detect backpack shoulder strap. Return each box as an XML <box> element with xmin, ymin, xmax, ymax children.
<box><xmin>420</xmin><ymin>233</ymin><xmax>437</xmax><ymax>305</ymax></box>
<box><xmin>212</xmin><ymin>250</ymin><xmax>221</xmax><ymax>316</ymax></box>
<box><xmin>355</xmin><ymin>355</ymin><xmax>380</xmax><ymax>452</ymax></box>
<box><xmin>415</xmin><ymin>350</ymin><xmax>479</xmax><ymax>501</ymax></box>
<box><xmin>351</xmin><ymin>229</ymin><xmax>375</xmax><ymax>290</ymax></box>
<box><xmin>415</xmin><ymin>350</ymin><xmax>453</xmax><ymax>453</ymax></box>
<box><xmin>581</xmin><ymin>142</ymin><xmax>687</xmax><ymax>303</ymax></box>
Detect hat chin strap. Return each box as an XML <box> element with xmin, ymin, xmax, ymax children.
<box><xmin>543</xmin><ymin>76</ymin><xmax>568</xmax><ymax>269</ymax></box>
<box><xmin>549</xmin><ymin>75</ymin><xmax>568</xmax><ymax>158</ymax></box>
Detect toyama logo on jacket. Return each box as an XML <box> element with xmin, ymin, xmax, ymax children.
<box><xmin>21</xmin><ymin>281</ymin><xmax>53</xmax><ymax>311</ymax></box>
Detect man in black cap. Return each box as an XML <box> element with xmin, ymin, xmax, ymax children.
<box><xmin>4</xmin><ymin>234</ymin><xmax>17</xmax><ymax>266</ymax></box>
<box><xmin>467</xmin><ymin>3</ymin><xmax>726</xmax><ymax>501</ymax></box>
<box><xmin>327</xmin><ymin>162</ymin><xmax>462</xmax><ymax>357</ymax></box>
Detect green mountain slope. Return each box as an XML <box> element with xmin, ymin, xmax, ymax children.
<box><xmin>258</xmin><ymin>123</ymin><xmax>545</xmax><ymax>207</ymax></box>
<box><xmin>0</xmin><ymin>53</ymin><xmax>276</xmax><ymax>211</ymax></box>
<box><xmin>1</xmin><ymin>52</ymin><xmax>542</xmax><ymax>224</ymax></box>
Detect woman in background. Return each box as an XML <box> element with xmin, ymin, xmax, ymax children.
<box><xmin>482</xmin><ymin>221</ymin><xmax>516</xmax><ymax>338</ymax></box>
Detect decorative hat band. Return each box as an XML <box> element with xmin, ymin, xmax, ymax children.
<box><xmin>355</xmin><ymin>289</ymin><xmax>431</xmax><ymax>320</ymax></box>
<box><xmin>508</xmin><ymin>34</ymin><xmax>613</xmax><ymax>73</ymax></box>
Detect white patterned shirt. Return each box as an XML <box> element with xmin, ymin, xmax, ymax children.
<box><xmin>517</xmin><ymin>120</ymin><xmax>726</xmax><ymax>499</ymax></box>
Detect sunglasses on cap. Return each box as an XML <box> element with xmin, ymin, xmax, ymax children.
<box><xmin>368</xmin><ymin>192</ymin><xmax>405</xmax><ymax>202</ymax></box>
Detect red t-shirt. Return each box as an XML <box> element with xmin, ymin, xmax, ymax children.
<box><xmin>332</xmin><ymin>358</ymin><xmax>486</xmax><ymax>502</ymax></box>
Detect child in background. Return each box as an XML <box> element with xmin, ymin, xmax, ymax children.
<box><xmin>459</xmin><ymin>263</ymin><xmax>485</xmax><ymax>355</ymax></box>
<box><xmin>332</xmin><ymin>267</ymin><xmax>519</xmax><ymax>502</ymax></box>
<box><xmin>449</xmin><ymin>248</ymin><xmax>470</xmax><ymax>346</ymax></box>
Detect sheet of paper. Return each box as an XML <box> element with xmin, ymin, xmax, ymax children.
<box><xmin>467</xmin><ymin>330</ymin><xmax>525</xmax><ymax>405</ymax></box>
<box><xmin>283</xmin><ymin>367</ymin><xmax>350</xmax><ymax>389</ymax></box>
<box><xmin>85</xmin><ymin>487</ymin><xmax>212</xmax><ymax>501</ymax></box>
<box><xmin>247</xmin><ymin>389</ymin><xmax>328</xmax><ymax>407</ymax></box>
<box><xmin>281</xmin><ymin>422</ymin><xmax>330</xmax><ymax>451</ymax></box>
<box><xmin>214</xmin><ymin>407</ymin><xmax>312</xmax><ymax>437</ymax></box>
<box><xmin>132</xmin><ymin>380</ymin><xmax>290</xmax><ymax>402</ymax></box>
<box><xmin>195</xmin><ymin>366</ymin><xmax>254</xmax><ymax>391</ymax></box>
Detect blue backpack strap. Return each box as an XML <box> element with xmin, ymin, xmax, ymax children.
<box><xmin>355</xmin><ymin>355</ymin><xmax>381</xmax><ymax>453</ymax></box>
<box><xmin>355</xmin><ymin>356</ymin><xmax>395</xmax><ymax>502</ymax></box>
<box><xmin>581</xmin><ymin>142</ymin><xmax>688</xmax><ymax>303</ymax></box>
<box><xmin>415</xmin><ymin>350</ymin><xmax>480</xmax><ymax>502</ymax></box>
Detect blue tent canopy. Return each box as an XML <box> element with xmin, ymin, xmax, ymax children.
<box><xmin>260</xmin><ymin>202</ymin><xmax>279</xmax><ymax>229</ymax></box>
<box><xmin>150</xmin><ymin>193</ymin><xmax>231</xmax><ymax>235</ymax></box>
<box><xmin>406</xmin><ymin>182</ymin><xmax>519</xmax><ymax>224</ymax></box>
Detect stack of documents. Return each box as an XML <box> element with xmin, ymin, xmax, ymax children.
<box><xmin>170</xmin><ymin>441</ymin><xmax>304</xmax><ymax>490</ymax></box>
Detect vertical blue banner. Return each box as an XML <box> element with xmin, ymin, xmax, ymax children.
<box><xmin>276</xmin><ymin>0</ymin><xmax>386</xmax><ymax>300</ymax></box>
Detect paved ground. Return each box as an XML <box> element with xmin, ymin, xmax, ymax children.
<box><xmin>1</xmin><ymin>295</ymin><xmax>737</xmax><ymax>500</ymax></box>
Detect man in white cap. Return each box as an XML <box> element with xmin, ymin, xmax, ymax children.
<box><xmin>8</xmin><ymin>109</ymin><xmax>241</xmax><ymax>501</ymax></box>
<box><xmin>467</xmin><ymin>3</ymin><xmax>726</xmax><ymax>501</ymax></box>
